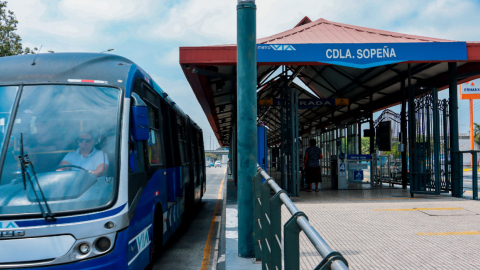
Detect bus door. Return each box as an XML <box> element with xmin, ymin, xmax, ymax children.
<box><xmin>184</xmin><ymin>117</ymin><xmax>196</xmax><ymax>214</ymax></box>
<box><xmin>175</xmin><ymin>114</ymin><xmax>188</xmax><ymax>207</ymax></box>
<box><xmin>127</xmin><ymin>80</ymin><xmax>168</xmax><ymax>270</ymax></box>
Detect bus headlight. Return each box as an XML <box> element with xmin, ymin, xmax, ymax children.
<box><xmin>96</xmin><ymin>237</ymin><xmax>111</xmax><ymax>252</ymax></box>
<box><xmin>104</xmin><ymin>221</ymin><xmax>115</xmax><ymax>229</ymax></box>
<box><xmin>64</xmin><ymin>232</ymin><xmax>116</xmax><ymax>263</ymax></box>
<box><xmin>79</xmin><ymin>243</ymin><xmax>90</xmax><ymax>254</ymax></box>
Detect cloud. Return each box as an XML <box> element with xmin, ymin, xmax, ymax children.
<box><xmin>146</xmin><ymin>0</ymin><xmax>236</xmax><ymax>44</ymax></box>
<box><xmin>388</xmin><ymin>0</ymin><xmax>480</xmax><ymax>41</ymax></box>
<box><xmin>10</xmin><ymin>1</ymin><xmax>99</xmax><ymax>43</ymax></box>
<box><xmin>145</xmin><ymin>0</ymin><xmax>480</xmax><ymax>45</ymax></box>
<box><xmin>7</xmin><ymin>0</ymin><xmax>480</xmax><ymax>136</ymax></box>
<box><xmin>58</xmin><ymin>0</ymin><xmax>160</xmax><ymax>21</ymax></box>
<box><xmin>160</xmin><ymin>48</ymin><xmax>180</xmax><ymax>66</ymax></box>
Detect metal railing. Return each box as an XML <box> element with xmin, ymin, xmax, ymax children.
<box><xmin>457</xmin><ymin>151</ymin><xmax>479</xmax><ymax>200</ymax></box>
<box><xmin>253</xmin><ymin>165</ymin><xmax>349</xmax><ymax>270</ymax></box>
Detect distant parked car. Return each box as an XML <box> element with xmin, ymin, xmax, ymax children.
<box><xmin>215</xmin><ymin>161</ymin><xmax>222</xmax><ymax>168</ymax></box>
<box><xmin>206</xmin><ymin>162</ymin><xmax>214</xmax><ymax>168</ymax></box>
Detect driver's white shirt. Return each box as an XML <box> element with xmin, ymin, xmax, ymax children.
<box><xmin>62</xmin><ymin>148</ymin><xmax>109</xmax><ymax>172</ymax></box>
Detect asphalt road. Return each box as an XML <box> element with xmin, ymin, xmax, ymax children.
<box><xmin>151</xmin><ymin>166</ymin><xmax>226</xmax><ymax>270</ymax></box>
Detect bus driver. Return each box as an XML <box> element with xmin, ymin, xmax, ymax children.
<box><xmin>57</xmin><ymin>131</ymin><xmax>109</xmax><ymax>177</ymax></box>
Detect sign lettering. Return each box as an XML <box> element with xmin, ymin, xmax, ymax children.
<box><xmin>258</xmin><ymin>98</ymin><xmax>349</xmax><ymax>108</ymax></box>
<box><xmin>257</xmin><ymin>42</ymin><xmax>467</xmax><ymax>69</ymax></box>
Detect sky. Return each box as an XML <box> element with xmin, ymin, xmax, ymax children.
<box><xmin>7</xmin><ymin>0</ymin><xmax>480</xmax><ymax>148</ymax></box>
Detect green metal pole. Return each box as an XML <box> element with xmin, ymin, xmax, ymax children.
<box><xmin>448</xmin><ymin>62</ymin><xmax>461</xmax><ymax>197</ymax></box>
<box><xmin>443</xmin><ymin>100</ymin><xmax>450</xmax><ymax>192</ymax></box>
<box><xmin>237</xmin><ymin>0</ymin><xmax>257</xmax><ymax>257</ymax></box>
<box><xmin>472</xmin><ymin>152</ymin><xmax>478</xmax><ymax>200</ymax></box>
<box><xmin>433</xmin><ymin>88</ymin><xmax>441</xmax><ymax>195</ymax></box>
<box><xmin>369</xmin><ymin>95</ymin><xmax>374</xmax><ymax>154</ymax></box>
<box><xmin>408</xmin><ymin>64</ymin><xmax>416</xmax><ymax>195</ymax></box>
<box><xmin>401</xmin><ymin>79</ymin><xmax>408</xmax><ymax>189</ymax></box>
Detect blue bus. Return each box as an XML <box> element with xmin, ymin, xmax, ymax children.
<box><xmin>0</xmin><ymin>53</ymin><xmax>206</xmax><ymax>269</ymax></box>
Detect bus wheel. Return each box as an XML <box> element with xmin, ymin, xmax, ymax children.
<box><xmin>151</xmin><ymin>206</ymin><xmax>163</xmax><ymax>259</ymax></box>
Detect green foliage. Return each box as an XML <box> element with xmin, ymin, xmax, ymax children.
<box><xmin>382</xmin><ymin>142</ymin><xmax>401</xmax><ymax>159</ymax></box>
<box><xmin>0</xmin><ymin>1</ymin><xmax>37</xmax><ymax>57</ymax></box>
<box><xmin>475</xmin><ymin>122</ymin><xmax>480</xmax><ymax>147</ymax></box>
<box><xmin>361</xmin><ymin>137</ymin><xmax>370</xmax><ymax>154</ymax></box>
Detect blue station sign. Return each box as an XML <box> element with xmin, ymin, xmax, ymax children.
<box><xmin>258</xmin><ymin>98</ymin><xmax>349</xmax><ymax>109</ymax></box>
<box><xmin>257</xmin><ymin>42</ymin><xmax>467</xmax><ymax>69</ymax></box>
<box><xmin>347</xmin><ymin>154</ymin><xmax>372</xmax><ymax>160</ymax></box>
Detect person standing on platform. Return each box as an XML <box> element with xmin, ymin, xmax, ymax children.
<box><xmin>304</xmin><ymin>138</ymin><xmax>323</xmax><ymax>192</ymax></box>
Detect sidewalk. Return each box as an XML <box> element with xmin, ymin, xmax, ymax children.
<box><xmin>224</xmin><ymin>172</ymin><xmax>261</xmax><ymax>270</ymax></box>
<box><xmin>286</xmin><ymin>188</ymin><xmax>480</xmax><ymax>270</ymax></box>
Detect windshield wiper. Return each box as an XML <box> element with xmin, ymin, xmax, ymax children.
<box><xmin>18</xmin><ymin>133</ymin><xmax>56</xmax><ymax>222</ymax></box>
<box><xmin>19</xmin><ymin>134</ymin><xmax>27</xmax><ymax>190</ymax></box>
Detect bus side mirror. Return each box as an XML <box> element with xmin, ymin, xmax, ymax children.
<box><xmin>130</xmin><ymin>93</ymin><xmax>149</xmax><ymax>141</ymax></box>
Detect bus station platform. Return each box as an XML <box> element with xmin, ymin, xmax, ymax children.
<box><xmin>181</xmin><ymin>9</ymin><xmax>480</xmax><ymax>269</ymax></box>
<box><xmin>282</xmin><ymin>188</ymin><xmax>480</xmax><ymax>270</ymax></box>
<box><xmin>222</xmin><ymin>164</ymin><xmax>480</xmax><ymax>269</ymax></box>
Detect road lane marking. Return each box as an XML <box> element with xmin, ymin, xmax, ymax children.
<box><xmin>349</xmin><ymin>198</ymin><xmax>420</xmax><ymax>201</ymax></box>
<box><xmin>374</xmin><ymin>207</ymin><xmax>462</xmax><ymax>211</ymax></box>
<box><xmin>200</xmin><ymin>177</ymin><xmax>224</xmax><ymax>270</ymax></box>
<box><xmin>417</xmin><ymin>231</ymin><xmax>480</xmax><ymax>236</ymax></box>
<box><xmin>212</xmin><ymin>218</ymin><xmax>222</xmax><ymax>270</ymax></box>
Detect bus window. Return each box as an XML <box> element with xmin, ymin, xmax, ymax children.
<box><xmin>159</xmin><ymin>100</ymin><xmax>173</xmax><ymax>168</ymax></box>
<box><xmin>0</xmin><ymin>85</ymin><xmax>121</xmax><ymax>215</ymax></box>
<box><xmin>0</xmin><ymin>86</ymin><xmax>18</xmax><ymax>152</ymax></box>
<box><xmin>168</xmin><ymin>108</ymin><xmax>181</xmax><ymax>167</ymax></box>
<box><xmin>177</xmin><ymin>115</ymin><xmax>186</xmax><ymax>165</ymax></box>
<box><xmin>146</xmin><ymin>103</ymin><xmax>164</xmax><ymax>166</ymax></box>
<box><xmin>129</xmin><ymin>134</ymin><xmax>145</xmax><ymax>173</ymax></box>
<box><xmin>197</xmin><ymin>131</ymin><xmax>204</xmax><ymax>183</ymax></box>
<box><xmin>148</xmin><ymin>105</ymin><xmax>159</xmax><ymax>129</ymax></box>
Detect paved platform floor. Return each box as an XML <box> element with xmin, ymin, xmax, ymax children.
<box><xmin>225</xmin><ymin>176</ymin><xmax>261</xmax><ymax>270</ymax></box>
<box><xmin>283</xmin><ymin>188</ymin><xmax>480</xmax><ymax>270</ymax></box>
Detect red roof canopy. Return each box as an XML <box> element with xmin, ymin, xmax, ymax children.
<box><xmin>180</xmin><ymin>17</ymin><xmax>480</xmax><ymax>65</ymax></box>
<box><xmin>180</xmin><ymin>17</ymin><xmax>480</xmax><ymax>146</ymax></box>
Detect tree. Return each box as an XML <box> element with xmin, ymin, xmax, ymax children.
<box><xmin>475</xmin><ymin>122</ymin><xmax>480</xmax><ymax>148</ymax></box>
<box><xmin>0</xmin><ymin>1</ymin><xmax>37</xmax><ymax>57</ymax></box>
<box><xmin>361</xmin><ymin>137</ymin><xmax>370</xmax><ymax>154</ymax></box>
<box><xmin>382</xmin><ymin>142</ymin><xmax>401</xmax><ymax>159</ymax></box>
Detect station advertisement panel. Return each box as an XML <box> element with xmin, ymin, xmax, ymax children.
<box><xmin>257</xmin><ymin>42</ymin><xmax>467</xmax><ymax>69</ymax></box>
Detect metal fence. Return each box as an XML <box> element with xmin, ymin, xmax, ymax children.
<box><xmin>253</xmin><ymin>165</ymin><xmax>349</xmax><ymax>270</ymax></box>
<box><xmin>457</xmin><ymin>150</ymin><xmax>480</xmax><ymax>200</ymax></box>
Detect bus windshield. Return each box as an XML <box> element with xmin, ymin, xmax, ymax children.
<box><xmin>0</xmin><ymin>85</ymin><xmax>121</xmax><ymax>217</ymax></box>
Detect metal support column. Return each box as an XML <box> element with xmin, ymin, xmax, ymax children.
<box><xmin>408</xmin><ymin>64</ymin><xmax>415</xmax><ymax>195</ymax></box>
<box><xmin>443</xmin><ymin>100</ymin><xmax>450</xmax><ymax>192</ymax></box>
<box><xmin>473</xmin><ymin>152</ymin><xmax>478</xmax><ymax>200</ymax></box>
<box><xmin>234</xmin><ymin>120</ymin><xmax>238</xmax><ymax>185</ymax></box>
<box><xmin>433</xmin><ymin>88</ymin><xmax>441</xmax><ymax>195</ymax></box>
<box><xmin>290</xmin><ymin>87</ymin><xmax>295</xmax><ymax>196</ymax></box>
<box><xmin>369</xmin><ymin>95</ymin><xmax>374</xmax><ymax>154</ymax></box>
<box><xmin>448</xmin><ymin>62</ymin><xmax>461</xmax><ymax>197</ymax></box>
<box><xmin>237</xmin><ymin>0</ymin><xmax>257</xmax><ymax>257</ymax></box>
<box><xmin>294</xmin><ymin>88</ymin><xmax>300</xmax><ymax>197</ymax></box>
<box><xmin>358</xmin><ymin>122</ymin><xmax>362</xmax><ymax>155</ymax></box>
<box><xmin>401</xmin><ymin>79</ymin><xmax>408</xmax><ymax>189</ymax></box>
<box><xmin>281</xmin><ymin>83</ymin><xmax>286</xmax><ymax>190</ymax></box>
